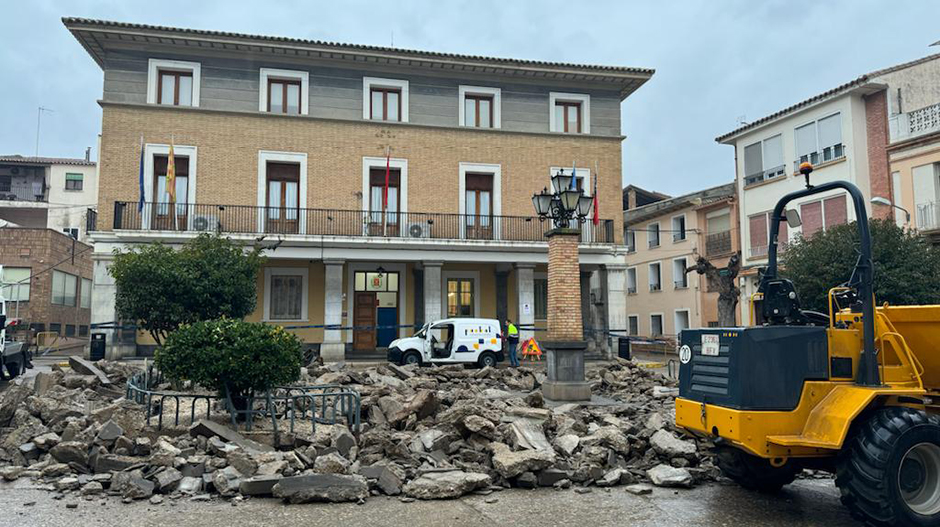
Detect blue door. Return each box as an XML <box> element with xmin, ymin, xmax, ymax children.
<box><xmin>376</xmin><ymin>307</ymin><xmax>397</xmax><ymax>348</ymax></box>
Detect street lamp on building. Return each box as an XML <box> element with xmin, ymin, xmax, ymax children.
<box><xmin>531</xmin><ymin>168</ymin><xmax>595</xmax><ymax>401</ymax></box>
<box><xmin>871</xmin><ymin>196</ymin><xmax>910</xmax><ymax>224</ymax></box>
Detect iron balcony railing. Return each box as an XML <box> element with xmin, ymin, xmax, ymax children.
<box><xmin>705</xmin><ymin>230</ymin><xmax>732</xmax><ymax>255</ymax></box>
<box><xmin>108</xmin><ymin>202</ymin><xmax>616</xmax><ymax>244</ymax></box>
<box><xmin>0</xmin><ymin>185</ymin><xmax>48</xmax><ymax>203</ymax></box>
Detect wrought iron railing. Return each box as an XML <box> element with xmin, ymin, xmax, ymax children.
<box><xmin>109</xmin><ymin>201</ymin><xmax>616</xmax><ymax>244</ymax></box>
<box><xmin>705</xmin><ymin>230</ymin><xmax>732</xmax><ymax>255</ymax></box>
<box><xmin>0</xmin><ymin>185</ymin><xmax>47</xmax><ymax>203</ymax></box>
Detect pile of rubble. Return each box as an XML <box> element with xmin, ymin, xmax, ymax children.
<box><xmin>0</xmin><ymin>357</ymin><xmax>717</xmax><ymax>505</ymax></box>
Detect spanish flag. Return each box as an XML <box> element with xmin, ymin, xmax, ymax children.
<box><xmin>166</xmin><ymin>142</ymin><xmax>176</xmax><ymax>204</ymax></box>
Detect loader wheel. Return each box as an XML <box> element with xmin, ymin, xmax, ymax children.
<box><xmin>836</xmin><ymin>407</ymin><xmax>940</xmax><ymax>526</ymax></box>
<box><xmin>715</xmin><ymin>446</ymin><xmax>800</xmax><ymax>492</ymax></box>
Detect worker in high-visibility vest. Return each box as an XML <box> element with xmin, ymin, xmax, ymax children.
<box><xmin>506</xmin><ymin>319</ymin><xmax>519</xmax><ymax>367</ymax></box>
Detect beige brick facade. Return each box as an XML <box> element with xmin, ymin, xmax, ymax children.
<box><xmin>97</xmin><ymin>103</ymin><xmax>623</xmax><ymax>241</ymax></box>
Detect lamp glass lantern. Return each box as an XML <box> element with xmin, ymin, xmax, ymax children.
<box><xmin>560</xmin><ymin>187</ymin><xmax>581</xmax><ymax>214</ymax></box>
<box><xmin>532</xmin><ymin>189</ymin><xmax>553</xmax><ymax>217</ymax></box>
<box><xmin>551</xmin><ymin>171</ymin><xmax>573</xmax><ymax>194</ymax></box>
<box><xmin>577</xmin><ymin>194</ymin><xmax>593</xmax><ymax>218</ymax></box>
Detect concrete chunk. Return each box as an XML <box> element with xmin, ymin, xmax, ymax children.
<box><xmin>239</xmin><ymin>475</ymin><xmax>282</xmax><ymax>496</ymax></box>
<box><xmin>402</xmin><ymin>470</ymin><xmax>490</xmax><ymax>500</ymax></box>
<box><xmin>68</xmin><ymin>356</ymin><xmax>111</xmax><ymax>385</ymax></box>
<box><xmin>647</xmin><ymin>464</ymin><xmax>692</xmax><ymax>488</ymax></box>
<box><xmin>189</xmin><ymin>420</ymin><xmax>273</xmax><ymax>453</ymax></box>
<box><xmin>272</xmin><ymin>474</ymin><xmax>369</xmax><ymax>503</ymax></box>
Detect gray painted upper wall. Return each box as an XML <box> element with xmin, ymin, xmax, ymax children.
<box><xmin>101</xmin><ymin>48</ymin><xmax>623</xmax><ymax>137</ymax></box>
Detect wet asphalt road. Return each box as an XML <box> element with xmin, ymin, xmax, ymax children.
<box><xmin>0</xmin><ymin>478</ymin><xmax>859</xmax><ymax>527</ymax></box>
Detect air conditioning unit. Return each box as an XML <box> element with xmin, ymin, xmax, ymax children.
<box><xmin>406</xmin><ymin>221</ymin><xmax>431</xmax><ymax>239</ymax></box>
<box><xmin>192</xmin><ymin>214</ymin><xmax>220</xmax><ymax>232</ymax></box>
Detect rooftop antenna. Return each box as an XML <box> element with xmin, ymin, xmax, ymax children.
<box><xmin>390</xmin><ymin>30</ymin><xmax>394</xmax><ymax>47</ymax></box>
<box><xmin>736</xmin><ymin>114</ymin><xmax>748</xmax><ymax>126</ymax></box>
<box><xmin>35</xmin><ymin>106</ymin><xmax>54</xmax><ymax>156</ymax></box>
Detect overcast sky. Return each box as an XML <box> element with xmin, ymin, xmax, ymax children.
<box><xmin>1</xmin><ymin>0</ymin><xmax>937</xmax><ymax>197</ymax></box>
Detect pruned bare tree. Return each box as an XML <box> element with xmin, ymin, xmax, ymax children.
<box><xmin>686</xmin><ymin>251</ymin><xmax>741</xmax><ymax>326</ymax></box>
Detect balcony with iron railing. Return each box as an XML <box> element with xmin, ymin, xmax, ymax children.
<box><xmin>101</xmin><ymin>202</ymin><xmax>617</xmax><ymax>245</ymax></box>
<box><xmin>792</xmin><ymin>144</ymin><xmax>845</xmax><ymax>173</ymax></box>
<box><xmin>890</xmin><ymin>102</ymin><xmax>940</xmax><ymax>143</ymax></box>
<box><xmin>705</xmin><ymin>230</ymin><xmax>733</xmax><ymax>256</ymax></box>
<box><xmin>744</xmin><ymin>164</ymin><xmax>786</xmax><ymax>187</ymax></box>
<box><xmin>0</xmin><ymin>182</ymin><xmax>48</xmax><ymax>203</ymax></box>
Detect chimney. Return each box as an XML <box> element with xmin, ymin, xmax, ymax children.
<box><xmin>84</xmin><ymin>147</ymin><xmax>91</xmax><ymax>162</ymax></box>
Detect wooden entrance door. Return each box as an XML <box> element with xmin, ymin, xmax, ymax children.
<box><xmin>353</xmin><ymin>292</ymin><xmax>376</xmax><ymax>350</ymax></box>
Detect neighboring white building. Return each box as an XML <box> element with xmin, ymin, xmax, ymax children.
<box><xmin>0</xmin><ymin>155</ymin><xmax>99</xmax><ymax>242</ymax></box>
<box><xmin>717</xmin><ymin>52</ymin><xmax>940</xmax><ymax>324</ymax></box>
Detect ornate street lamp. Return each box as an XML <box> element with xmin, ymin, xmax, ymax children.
<box><xmin>530</xmin><ymin>167</ymin><xmax>595</xmax><ymax>402</ymax></box>
<box><xmin>533</xmin><ymin>169</ymin><xmax>592</xmax><ymax>229</ymax></box>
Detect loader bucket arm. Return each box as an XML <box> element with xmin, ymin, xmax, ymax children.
<box><xmin>760</xmin><ymin>178</ymin><xmax>878</xmax><ymax>387</ymax></box>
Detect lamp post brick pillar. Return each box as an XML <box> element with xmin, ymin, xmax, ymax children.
<box><xmin>542</xmin><ymin>227</ymin><xmax>592</xmax><ymax>401</ymax></box>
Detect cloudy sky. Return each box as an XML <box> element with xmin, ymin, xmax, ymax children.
<box><xmin>1</xmin><ymin>0</ymin><xmax>937</xmax><ymax>197</ymax></box>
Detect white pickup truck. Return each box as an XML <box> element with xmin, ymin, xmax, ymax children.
<box><xmin>387</xmin><ymin>317</ymin><xmax>505</xmax><ymax>368</ymax></box>
<box><xmin>0</xmin><ymin>299</ymin><xmax>31</xmax><ymax>380</ymax></box>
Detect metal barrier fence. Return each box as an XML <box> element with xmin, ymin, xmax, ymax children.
<box><xmin>126</xmin><ymin>369</ymin><xmax>361</xmax><ymax>435</ymax></box>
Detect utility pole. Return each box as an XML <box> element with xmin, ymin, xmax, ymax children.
<box><xmin>35</xmin><ymin>107</ymin><xmax>54</xmax><ymax>156</ymax></box>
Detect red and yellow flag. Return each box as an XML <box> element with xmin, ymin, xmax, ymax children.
<box><xmin>166</xmin><ymin>142</ymin><xmax>176</xmax><ymax>203</ymax></box>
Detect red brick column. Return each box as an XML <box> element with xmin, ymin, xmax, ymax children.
<box><xmin>547</xmin><ymin>229</ymin><xmax>582</xmax><ymax>341</ymax></box>
<box><xmin>865</xmin><ymin>89</ymin><xmax>892</xmax><ymax>220</ymax></box>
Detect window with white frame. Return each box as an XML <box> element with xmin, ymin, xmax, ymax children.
<box><xmin>147</xmin><ymin>59</ymin><xmax>200</xmax><ymax>107</ymax></box>
<box><xmin>672</xmin><ymin>214</ymin><xmax>686</xmax><ymax>242</ymax></box>
<box><xmin>264</xmin><ymin>268</ymin><xmax>308</xmax><ymax>321</ymax></box>
<box><xmin>650</xmin><ymin>314</ymin><xmax>663</xmax><ymax>336</ymax></box>
<box><xmin>363</xmin><ymin>77</ymin><xmax>409</xmax><ymax>122</ymax></box>
<box><xmin>628</xmin><ymin>315</ymin><xmax>639</xmax><ymax>336</ymax></box>
<box><xmin>549</xmin><ymin>92</ymin><xmax>590</xmax><ymax>134</ymax></box>
<box><xmin>626</xmin><ymin>267</ymin><xmax>637</xmax><ymax>294</ymax></box>
<box><xmin>625</xmin><ymin>229</ymin><xmax>635</xmax><ymax>252</ymax></box>
<box><xmin>459</xmin><ymin>86</ymin><xmax>500</xmax><ymax>129</ymax></box>
<box><xmin>649</xmin><ymin>262</ymin><xmax>661</xmax><ymax>292</ymax></box>
<box><xmin>1</xmin><ymin>267</ymin><xmax>30</xmax><ymax>302</ymax></box>
<box><xmin>673</xmin><ymin>258</ymin><xmax>688</xmax><ymax>288</ymax></box>
<box><xmin>675</xmin><ymin>310</ymin><xmax>690</xmax><ymax>333</ymax></box>
<box><xmin>795</xmin><ymin>113</ymin><xmax>843</xmax><ymax>170</ymax></box>
<box><xmin>743</xmin><ymin>134</ymin><xmax>784</xmax><ymax>186</ymax></box>
<box><xmin>259</xmin><ymin>68</ymin><xmax>309</xmax><ymax>115</ymax></box>
<box><xmin>648</xmin><ymin>223</ymin><xmax>660</xmax><ymax>248</ymax></box>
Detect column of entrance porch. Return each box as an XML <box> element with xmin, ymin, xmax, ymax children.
<box><xmin>514</xmin><ymin>263</ymin><xmax>535</xmax><ymax>342</ymax></box>
<box><xmin>423</xmin><ymin>262</ymin><xmax>443</xmax><ymax>324</ymax></box>
<box><xmin>320</xmin><ymin>259</ymin><xmax>345</xmax><ymax>362</ymax></box>
<box><xmin>605</xmin><ymin>264</ymin><xmax>628</xmax><ymax>359</ymax></box>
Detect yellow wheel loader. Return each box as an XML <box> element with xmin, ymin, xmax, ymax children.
<box><xmin>676</xmin><ymin>163</ymin><xmax>940</xmax><ymax>526</ymax></box>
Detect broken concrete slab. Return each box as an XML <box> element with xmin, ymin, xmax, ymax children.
<box><xmin>649</xmin><ymin>429</ymin><xmax>697</xmax><ymax>458</ymax></box>
<box><xmin>68</xmin><ymin>356</ymin><xmax>111</xmax><ymax>385</ymax></box>
<box><xmin>490</xmin><ymin>443</ymin><xmax>555</xmax><ymax>478</ymax></box>
<box><xmin>272</xmin><ymin>474</ymin><xmax>369</xmax><ymax>504</ymax></box>
<box><xmin>402</xmin><ymin>470</ymin><xmax>491</xmax><ymax>499</ymax></box>
<box><xmin>239</xmin><ymin>475</ymin><xmax>282</xmax><ymax>496</ymax></box>
<box><xmin>508</xmin><ymin>418</ymin><xmax>553</xmax><ymax>452</ymax></box>
<box><xmin>625</xmin><ymin>483</ymin><xmax>653</xmax><ymax>495</ymax></box>
<box><xmin>647</xmin><ymin>464</ymin><xmax>693</xmax><ymax>488</ymax></box>
<box><xmin>189</xmin><ymin>420</ymin><xmax>274</xmax><ymax>453</ymax></box>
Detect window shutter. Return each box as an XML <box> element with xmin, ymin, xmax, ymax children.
<box><xmin>749</xmin><ymin>214</ymin><xmax>768</xmax><ymax>249</ymax></box>
<box><xmin>824</xmin><ymin>194</ymin><xmax>847</xmax><ymax>228</ymax></box>
<box><xmin>744</xmin><ymin>142</ymin><xmax>763</xmax><ymax>177</ymax></box>
<box><xmin>795</xmin><ymin>123</ymin><xmax>817</xmax><ymax>158</ymax></box>
<box><xmin>817</xmin><ymin>113</ymin><xmax>842</xmax><ymax>149</ymax></box>
<box><xmin>801</xmin><ymin>201</ymin><xmax>823</xmax><ymax>238</ymax></box>
<box><xmin>762</xmin><ymin>135</ymin><xmax>783</xmax><ymax>170</ymax></box>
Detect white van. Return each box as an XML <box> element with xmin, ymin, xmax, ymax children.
<box><xmin>387</xmin><ymin>317</ymin><xmax>505</xmax><ymax>367</ymax></box>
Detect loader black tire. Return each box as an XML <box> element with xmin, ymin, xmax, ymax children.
<box><xmin>836</xmin><ymin>407</ymin><xmax>940</xmax><ymax>527</ymax></box>
<box><xmin>715</xmin><ymin>446</ymin><xmax>800</xmax><ymax>493</ymax></box>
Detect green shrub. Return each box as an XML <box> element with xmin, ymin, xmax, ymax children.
<box><xmin>156</xmin><ymin>318</ymin><xmax>303</xmax><ymax>398</ymax></box>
